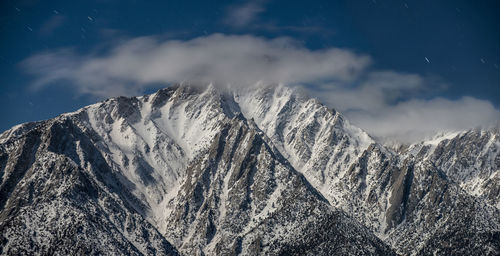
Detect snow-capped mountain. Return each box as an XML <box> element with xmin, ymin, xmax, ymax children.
<box><xmin>398</xmin><ymin>129</ymin><xmax>500</xmax><ymax>208</ymax></box>
<box><xmin>0</xmin><ymin>83</ymin><xmax>498</xmax><ymax>255</ymax></box>
<box><xmin>231</xmin><ymin>84</ymin><xmax>500</xmax><ymax>255</ymax></box>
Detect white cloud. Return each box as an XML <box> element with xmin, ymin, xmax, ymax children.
<box><xmin>307</xmin><ymin>72</ymin><xmax>500</xmax><ymax>143</ymax></box>
<box><xmin>21</xmin><ymin>33</ymin><xmax>500</xmax><ymax>143</ymax></box>
<box><xmin>349</xmin><ymin>97</ymin><xmax>500</xmax><ymax>144</ymax></box>
<box><xmin>21</xmin><ymin>33</ymin><xmax>370</xmax><ymax>97</ymax></box>
<box><xmin>308</xmin><ymin>71</ymin><xmax>448</xmax><ymax>113</ymax></box>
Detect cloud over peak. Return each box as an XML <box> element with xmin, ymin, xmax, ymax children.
<box><xmin>21</xmin><ymin>33</ymin><xmax>500</xmax><ymax>143</ymax></box>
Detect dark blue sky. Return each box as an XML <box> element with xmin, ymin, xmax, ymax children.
<box><xmin>1</xmin><ymin>0</ymin><xmax>499</xmax><ymax>133</ymax></box>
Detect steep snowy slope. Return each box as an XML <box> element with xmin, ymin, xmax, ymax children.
<box><xmin>80</xmin><ymin>85</ymin><xmax>234</xmax><ymax>231</ymax></box>
<box><xmin>162</xmin><ymin>116</ymin><xmax>394</xmax><ymax>255</ymax></box>
<box><xmin>235</xmin><ymin>84</ymin><xmax>374</xmax><ymax>204</ymax></box>
<box><xmin>0</xmin><ymin>117</ymin><xmax>178</xmax><ymax>255</ymax></box>
<box><xmin>234</xmin><ymin>83</ymin><xmax>500</xmax><ymax>255</ymax></box>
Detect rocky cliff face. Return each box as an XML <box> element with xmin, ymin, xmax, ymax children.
<box><xmin>0</xmin><ymin>83</ymin><xmax>498</xmax><ymax>255</ymax></box>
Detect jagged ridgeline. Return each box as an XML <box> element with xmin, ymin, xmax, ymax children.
<box><xmin>0</xmin><ymin>83</ymin><xmax>499</xmax><ymax>255</ymax></box>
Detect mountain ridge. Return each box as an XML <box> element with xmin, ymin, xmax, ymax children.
<box><xmin>1</xmin><ymin>83</ymin><xmax>499</xmax><ymax>255</ymax></box>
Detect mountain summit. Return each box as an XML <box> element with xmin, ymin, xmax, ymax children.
<box><xmin>1</xmin><ymin>83</ymin><xmax>499</xmax><ymax>255</ymax></box>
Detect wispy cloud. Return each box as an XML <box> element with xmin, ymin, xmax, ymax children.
<box><xmin>20</xmin><ymin>33</ymin><xmax>500</xmax><ymax>143</ymax></box>
<box><xmin>308</xmin><ymin>71</ymin><xmax>446</xmax><ymax>113</ymax></box>
<box><xmin>306</xmin><ymin>72</ymin><xmax>500</xmax><ymax>143</ymax></box>
<box><xmin>223</xmin><ymin>0</ymin><xmax>267</xmax><ymax>28</ymax></box>
<box><xmin>21</xmin><ymin>33</ymin><xmax>369</xmax><ymax>97</ymax></box>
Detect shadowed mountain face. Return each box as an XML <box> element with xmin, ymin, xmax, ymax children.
<box><xmin>0</xmin><ymin>83</ymin><xmax>499</xmax><ymax>255</ymax></box>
